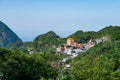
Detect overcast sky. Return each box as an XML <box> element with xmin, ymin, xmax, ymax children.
<box><xmin>0</xmin><ymin>0</ymin><xmax>120</xmax><ymax>41</ymax></box>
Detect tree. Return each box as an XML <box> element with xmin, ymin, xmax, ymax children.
<box><xmin>69</xmin><ymin>55</ymin><xmax>115</xmax><ymax>80</ymax></box>
<box><xmin>1</xmin><ymin>51</ymin><xmax>56</xmax><ymax>80</ymax></box>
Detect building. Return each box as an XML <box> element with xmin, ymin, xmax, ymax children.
<box><xmin>67</xmin><ymin>38</ymin><xmax>74</xmax><ymax>45</ymax></box>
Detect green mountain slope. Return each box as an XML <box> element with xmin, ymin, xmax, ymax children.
<box><xmin>0</xmin><ymin>25</ymin><xmax>120</xmax><ymax>80</ymax></box>
<box><xmin>68</xmin><ymin>30</ymin><xmax>97</xmax><ymax>43</ymax></box>
<box><xmin>33</xmin><ymin>31</ymin><xmax>63</xmax><ymax>48</ymax></box>
<box><xmin>68</xmin><ymin>26</ymin><xmax>120</xmax><ymax>79</ymax></box>
<box><xmin>68</xmin><ymin>26</ymin><xmax>120</xmax><ymax>43</ymax></box>
<box><xmin>97</xmin><ymin>26</ymin><xmax>120</xmax><ymax>41</ymax></box>
<box><xmin>0</xmin><ymin>21</ymin><xmax>22</xmax><ymax>48</ymax></box>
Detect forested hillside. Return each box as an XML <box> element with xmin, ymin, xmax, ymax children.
<box><xmin>97</xmin><ymin>26</ymin><xmax>120</xmax><ymax>41</ymax></box>
<box><xmin>0</xmin><ymin>26</ymin><xmax>120</xmax><ymax>80</ymax></box>
<box><xmin>68</xmin><ymin>26</ymin><xmax>120</xmax><ymax>43</ymax></box>
<box><xmin>34</xmin><ymin>31</ymin><xmax>61</xmax><ymax>47</ymax></box>
<box><xmin>68</xmin><ymin>40</ymin><xmax>120</xmax><ymax>80</ymax></box>
<box><xmin>18</xmin><ymin>31</ymin><xmax>66</xmax><ymax>53</ymax></box>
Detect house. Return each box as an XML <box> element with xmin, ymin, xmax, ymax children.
<box><xmin>28</xmin><ymin>49</ymin><xmax>34</xmax><ymax>54</ymax></box>
<box><xmin>56</xmin><ymin>47</ymin><xmax>65</xmax><ymax>53</ymax></box>
<box><xmin>73</xmin><ymin>43</ymin><xmax>84</xmax><ymax>49</ymax></box>
<box><xmin>71</xmin><ymin>53</ymin><xmax>78</xmax><ymax>58</ymax></box>
<box><xmin>64</xmin><ymin>48</ymin><xmax>71</xmax><ymax>56</ymax></box>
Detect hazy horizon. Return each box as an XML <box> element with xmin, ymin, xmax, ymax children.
<box><xmin>0</xmin><ymin>0</ymin><xmax>120</xmax><ymax>41</ymax></box>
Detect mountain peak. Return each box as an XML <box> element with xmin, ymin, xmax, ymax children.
<box><xmin>34</xmin><ymin>31</ymin><xmax>60</xmax><ymax>41</ymax></box>
<box><xmin>0</xmin><ymin>21</ymin><xmax>22</xmax><ymax>48</ymax></box>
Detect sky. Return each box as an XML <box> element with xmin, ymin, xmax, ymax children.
<box><xmin>0</xmin><ymin>0</ymin><xmax>120</xmax><ymax>41</ymax></box>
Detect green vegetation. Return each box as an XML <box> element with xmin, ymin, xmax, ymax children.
<box><xmin>0</xmin><ymin>49</ymin><xmax>65</xmax><ymax>80</ymax></box>
<box><xmin>68</xmin><ymin>30</ymin><xmax>97</xmax><ymax>43</ymax></box>
<box><xmin>97</xmin><ymin>26</ymin><xmax>120</xmax><ymax>41</ymax></box>
<box><xmin>33</xmin><ymin>31</ymin><xmax>65</xmax><ymax>48</ymax></box>
<box><xmin>69</xmin><ymin>40</ymin><xmax>120</xmax><ymax>80</ymax></box>
<box><xmin>68</xmin><ymin>26</ymin><xmax>120</xmax><ymax>43</ymax></box>
<box><xmin>0</xmin><ymin>21</ymin><xmax>22</xmax><ymax>48</ymax></box>
<box><xmin>0</xmin><ymin>40</ymin><xmax>119</xmax><ymax>80</ymax></box>
<box><xmin>0</xmin><ymin>26</ymin><xmax>120</xmax><ymax>80</ymax></box>
<box><xmin>15</xmin><ymin>31</ymin><xmax>66</xmax><ymax>53</ymax></box>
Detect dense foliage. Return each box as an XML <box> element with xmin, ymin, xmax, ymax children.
<box><xmin>68</xmin><ymin>26</ymin><xmax>120</xmax><ymax>43</ymax></box>
<box><xmin>34</xmin><ymin>31</ymin><xmax>60</xmax><ymax>47</ymax></box>
<box><xmin>68</xmin><ymin>30</ymin><xmax>97</xmax><ymax>43</ymax></box>
<box><xmin>0</xmin><ymin>49</ymin><xmax>65</xmax><ymax>80</ymax></box>
<box><xmin>97</xmin><ymin>26</ymin><xmax>120</xmax><ymax>41</ymax></box>
<box><xmin>69</xmin><ymin>40</ymin><xmax>120</xmax><ymax>80</ymax></box>
<box><xmin>0</xmin><ymin>26</ymin><xmax>120</xmax><ymax>80</ymax></box>
<box><xmin>0</xmin><ymin>40</ymin><xmax>119</xmax><ymax>80</ymax></box>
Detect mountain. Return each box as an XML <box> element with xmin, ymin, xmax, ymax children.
<box><xmin>12</xmin><ymin>25</ymin><xmax>119</xmax><ymax>53</ymax></box>
<box><xmin>22</xmin><ymin>26</ymin><xmax>119</xmax><ymax>52</ymax></box>
<box><xmin>97</xmin><ymin>26</ymin><xmax>120</xmax><ymax>41</ymax></box>
<box><xmin>34</xmin><ymin>31</ymin><xmax>60</xmax><ymax>41</ymax></box>
<box><xmin>68</xmin><ymin>30</ymin><xmax>97</xmax><ymax>43</ymax></box>
<box><xmin>69</xmin><ymin>26</ymin><xmax>120</xmax><ymax>79</ymax></box>
<box><xmin>68</xmin><ymin>26</ymin><xmax>120</xmax><ymax>43</ymax></box>
<box><xmin>0</xmin><ymin>21</ymin><xmax>22</xmax><ymax>48</ymax></box>
<box><xmin>0</xmin><ymin>25</ymin><xmax>120</xmax><ymax>80</ymax></box>
<box><xmin>33</xmin><ymin>31</ymin><xmax>61</xmax><ymax>48</ymax></box>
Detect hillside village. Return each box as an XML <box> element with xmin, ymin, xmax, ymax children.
<box><xmin>0</xmin><ymin>23</ymin><xmax>120</xmax><ymax>80</ymax></box>
<box><xmin>56</xmin><ymin>36</ymin><xmax>109</xmax><ymax>58</ymax></box>
<box><xmin>27</xmin><ymin>36</ymin><xmax>109</xmax><ymax>69</ymax></box>
<box><xmin>54</xmin><ymin>36</ymin><xmax>109</xmax><ymax>69</ymax></box>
